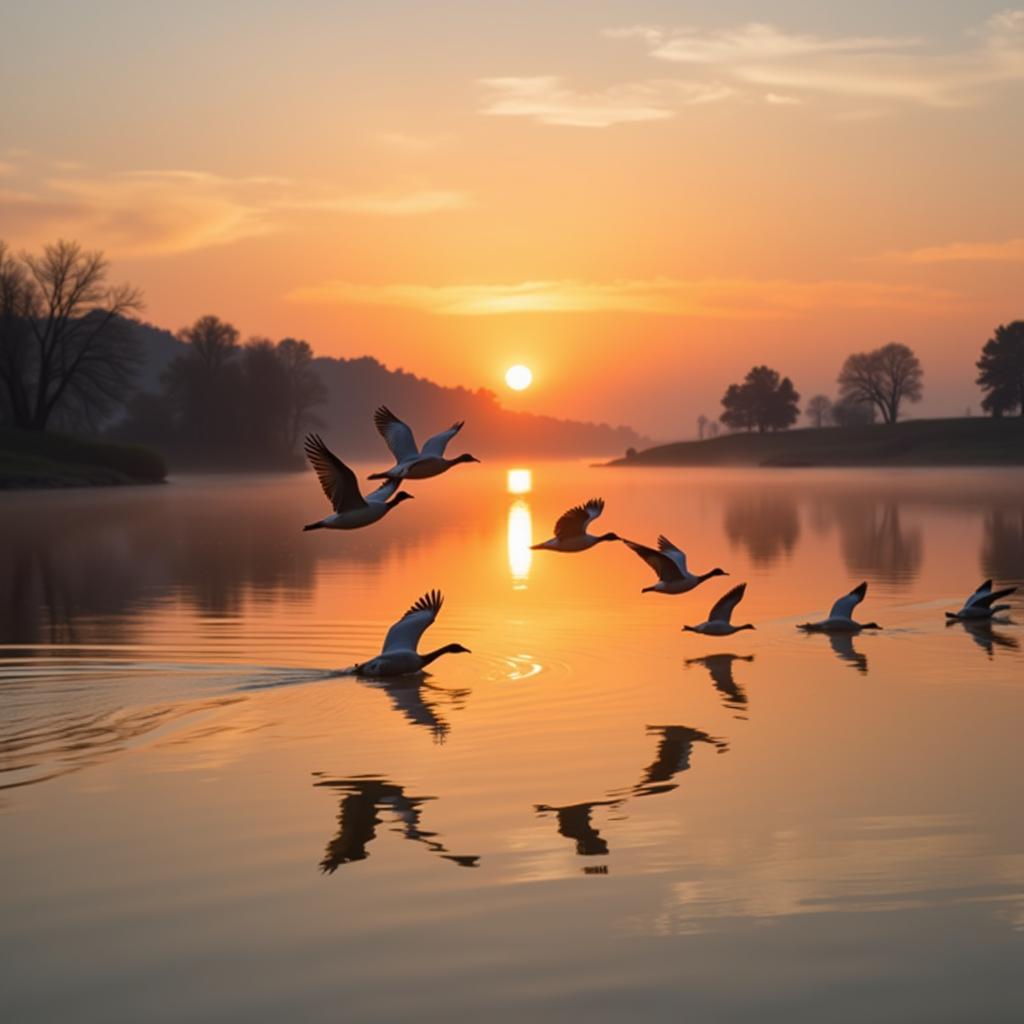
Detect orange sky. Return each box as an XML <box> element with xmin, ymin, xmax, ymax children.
<box><xmin>1</xmin><ymin>2</ymin><xmax>1022</xmax><ymax>436</ymax></box>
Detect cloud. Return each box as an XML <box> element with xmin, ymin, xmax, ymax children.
<box><xmin>608</xmin><ymin>11</ymin><xmax>1024</xmax><ymax>109</ymax></box>
<box><xmin>478</xmin><ymin>76</ymin><xmax>732</xmax><ymax>127</ymax></box>
<box><xmin>764</xmin><ymin>92</ymin><xmax>803</xmax><ymax>105</ymax></box>
<box><xmin>0</xmin><ymin>166</ymin><xmax>472</xmax><ymax>255</ymax></box>
<box><xmin>288</xmin><ymin>276</ymin><xmax>959</xmax><ymax>317</ymax></box>
<box><xmin>375</xmin><ymin>131</ymin><xmax>454</xmax><ymax>153</ymax></box>
<box><xmin>871</xmin><ymin>237</ymin><xmax>1024</xmax><ymax>264</ymax></box>
<box><xmin>284</xmin><ymin>190</ymin><xmax>472</xmax><ymax>216</ymax></box>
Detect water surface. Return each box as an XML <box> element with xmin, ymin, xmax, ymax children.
<box><xmin>2</xmin><ymin>464</ymin><xmax>1023</xmax><ymax>1022</ymax></box>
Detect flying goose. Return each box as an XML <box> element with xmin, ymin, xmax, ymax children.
<box><xmin>945</xmin><ymin>579</ymin><xmax>1017</xmax><ymax>621</ymax></box>
<box><xmin>302</xmin><ymin>434</ymin><xmax>413</xmax><ymax>531</ymax></box>
<box><xmin>623</xmin><ymin>535</ymin><xmax>727</xmax><ymax>594</ymax></box>
<box><xmin>682</xmin><ymin>583</ymin><xmax>755</xmax><ymax>636</ymax></box>
<box><xmin>369</xmin><ymin>406</ymin><xmax>479</xmax><ymax>481</ymax></box>
<box><xmin>798</xmin><ymin>581</ymin><xmax>881</xmax><ymax>632</ymax></box>
<box><xmin>352</xmin><ymin>590</ymin><xmax>471</xmax><ymax>678</ymax></box>
<box><xmin>531</xmin><ymin>498</ymin><xmax>620</xmax><ymax>552</ymax></box>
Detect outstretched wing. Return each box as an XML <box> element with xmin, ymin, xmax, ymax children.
<box><xmin>623</xmin><ymin>538</ymin><xmax>683</xmax><ymax>582</ymax></box>
<box><xmin>304</xmin><ymin>434</ymin><xmax>365</xmax><ymax>513</ymax></box>
<box><xmin>970</xmin><ymin>586</ymin><xmax>1016</xmax><ymax>609</ymax></box>
<box><xmin>965</xmin><ymin>579</ymin><xmax>993</xmax><ymax>608</ymax></box>
<box><xmin>554</xmin><ymin>498</ymin><xmax>604</xmax><ymax>540</ymax></box>
<box><xmin>366</xmin><ymin>477</ymin><xmax>400</xmax><ymax>503</ymax></box>
<box><xmin>708</xmin><ymin>583</ymin><xmax>746</xmax><ymax>624</ymax></box>
<box><xmin>657</xmin><ymin>536</ymin><xmax>689</xmax><ymax>575</ymax></box>
<box><xmin>421</xmin><ymin>420</ymin><xmax>464</xmax><ymax>458</ymax></box>
<box><xmin>374</xmin><ymin>406</ymin><xmax>419</xmax><ymax>462</ymax></box>
<box><xmin>829</xmin><ymin>581</ymin><xmax>867</xmax><ymax>619</ymax></box>
<box><xmin>382</xmin><ymin>590</ymin><xmax>443</xmax><ymax>654</ymax></box>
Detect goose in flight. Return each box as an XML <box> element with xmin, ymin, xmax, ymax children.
<box><xmin>682</xmin><ymin>583</ymin><xmax>755</xmax><ymax>636</ymax></box>
<box><xmin>352</xmin><ymin>590</ymin><xmax>470</xmax><ymax>678</ymax></box>
<box><xmin>302</xmin><ymin>434</ymin><xmax>413</xmax><ymax>531</ymax></box>
<box><xmin>798</xmin><ymin>581</ymin><xmax>881</xmax><ymax>632</ymax></box>
<box><xmin>623</xmin><ymin>535</ymin><xmax>727</xmax><ymax>594</ymax></box>
<box><xmin>531</xmin><ymin>498</ymin><xmax>620</xmax><ymax>552</ymax></box>
<box><xmin>945</xmin><ymin>579</ymin><xmax>1017</xmax><ymax>621</ymax></box>
<box><xmin>369</xmin><ymin>406</ymin><xmax>479</xmax><ymax>481</ymax></box>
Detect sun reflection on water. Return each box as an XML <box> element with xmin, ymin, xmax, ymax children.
<box><xmin>506</xmin><ymin>468</ymin><xmax>533</xmax><ymax>587</ymax></box>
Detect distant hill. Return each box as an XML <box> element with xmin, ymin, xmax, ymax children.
<box><xmin>607</xmin><ymin>417</ymin><xmax>1024</xmax><ymax>468</ymax></box>
<box><xmin>125</xmin><ymin>321</ymin><xmax>650</xmax><ymax>459</ymax></box>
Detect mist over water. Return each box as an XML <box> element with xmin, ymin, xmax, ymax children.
<box><xmin>2</xmin><ymin>464</ymin><xmax>1023</xmax><ymax>1023</ymax></box>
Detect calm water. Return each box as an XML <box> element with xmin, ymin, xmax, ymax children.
<box><xmin>2</xmin><ymin>464</ymin><xmax>1023</xmax><ymax>1023</ymax></box>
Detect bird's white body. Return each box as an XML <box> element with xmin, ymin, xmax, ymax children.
<box><xmin>351</xmin><ymin>590</ymin><xmax>470</xmax><ymax>679</ymax></box>
<box><xmin>370</xmin><ymin>407</ymin><xmax>478</xmax><ymax>481</ymax></box>
<box><xmin>682</xmin><ymin>583</ymin><xmax>754</xmax><ymax>636</ymax></box>
<box><xmin>531</xmin><ymin>498</ymin><xmax>619</xmax><ymax>553</ymax></box>
<box><xmin>946</xmin><ymin>579</ymin><xmax>1016</xmax><ymax>621</ymax></box>
<box><xmin>799</xmin><ymin>582</ymin><xmax>881</xmax><ymax>633</ymax></box>
<box><xmin>302</xmin><ymin>434</ymin><xmax>413</xmax><ymax>532</ymax></box>
<box><xmin>623</xmin><ymin>535</ymin><xmax>726</xmax><ymax>594</ymax></box>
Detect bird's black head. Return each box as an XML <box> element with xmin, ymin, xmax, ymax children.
<box><xmin>600</xmin><ymin>532</ymin><xmax>621</xmax><ymax>542</ymax></box>
<box><xmin>391</xmin><ymin>491</ymin><xmax>415</xmax><ymax>504</ymax></box>
<box><xmin>710</xmin><ymin>567</ymin><xmax>728</xmax><ymax>577</ymax></box>
<box><xmin>739</xmin><ymin>623</ymin><xmax>756</xmax><ymax>631</ymax></box>
<box><xmin>446</xmin><ymin>642</ymin><xmax>472</xmax><ymax>654</ymax></box>
<box><xmin>862</xmin><ymin>622</ymin><xmax>882</xmax><ymax>630</ymax></box>
<box><xmin>457</xmin><ymin>453</ymin><xmax>480</xmax><ymax>464</ymax></box>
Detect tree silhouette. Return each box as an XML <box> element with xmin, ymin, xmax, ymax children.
<box><xmin>805</xmin><ymin>394</ymin><xmax>832</xmax><ymax>428</ymax></box>
<box><xmin>697</xmin><ymin>413</ymin><xmax>709</xmax><ymax>439</ymax></box>
<box><xmin>976</xmin><ymin>321</ymin><xmax>1024</xmax><ymax>417</ymax></box>
<box><xmin>720</xmin><ymin>365</ymin><xmax>800</xmax><ymax>433</ymax></box>
<box><xmin>838</xmin><ymin>342</ymin><xmax>922</xmax><ymax>424</ymax></box>
<box><xmin>831</xmin><ymin>394</ymin><xmax>876</xmax><ymax>427</ymax></box>
<box><xmin>0</xmin><ymin>239</ymin><xmax>142</xmax><ymax>430</ymax></box>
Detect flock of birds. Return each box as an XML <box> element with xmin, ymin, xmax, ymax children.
<box><xmin>299</xmin><ymin>408</ymin><xmax>1017</xmax><ymax>677</ymax></box>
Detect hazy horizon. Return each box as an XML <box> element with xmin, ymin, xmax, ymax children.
<box><xmin>2</xmin><ymin>0</ymin><xmax>1021</xmax><ymax>434</ymax></box>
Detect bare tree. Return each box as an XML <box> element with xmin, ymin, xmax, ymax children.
<box><xmin>837</xmin><ymin>342</ymin><xmax>922</xmax><ymax>425</ymax></box>
<box><xmin>277</xmin><ymin>337</ymin><xmax>327</xmax><ymax>452</ymax></box>
<box><xmin>707</xmin><ymin>421</ymin><xmax>719</xmax><ymax>438</ymax></box>
<box><xmin>805</xmin><ymin>394</ymin><xmax>833</xmax><ymax>428</ymax></box>
<box><xmin>697</xmin><ymin>413</ymin><xmax>708</xmax><ymax>440</ymax></box>
<box><xmin>0</xmin><ymin>239</ymin><xmax>143</xmax><ymax>431</ymax></box>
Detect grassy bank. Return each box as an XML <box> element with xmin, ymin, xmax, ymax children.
<box><xmin>0</xmin><ymin>427</ymin><xmax>167</xmax><ymax>488</ymax></box>
<box><xmin>607</xmin><ymin>417</ymin><xmax>1024</xmax><ymax>468</ymax></box>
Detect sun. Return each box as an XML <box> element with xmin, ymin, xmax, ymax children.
<box><xmin>505</xmin><ymin>364</ymin><xmax>533</xmax><ymax>391</ymax></box>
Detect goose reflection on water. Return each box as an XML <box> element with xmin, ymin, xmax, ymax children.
<box><xmin>506</xmin><ymin>468</ymin><xmax>533</xmax><ymax>588</ymax></box>
<box><xmin>536</xmin><ymin>723</ymin><xmax>728</xmax><ymax>861</ymax></box>
<box><xmin>685</xmin><ymin>654</ymin><xmax>753</xmax><ymax>714</ymax></box>
<box><xmin>357</xmin><ymin>675</ymin><xmax>470</xmax><ymax>743</ymax></box>
<box><xmin>313</xmin><ymin>773</ymin><xmax>479</xmax><ymax>872</ymax></box>
<box><xmin>948</xmin><ymin>617</ymin><xmax>1020</xmax><ymax>659</ymax></box>
<box><xmin>828</xmin><ymin>632</ymin><xmax>869</xmax><ymax>675</ymax></box>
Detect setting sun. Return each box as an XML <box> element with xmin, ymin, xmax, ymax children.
<box><xmin>505</xmin><ymin>364</ymin><xmax>533</xmax><ymax>391</ymax></box>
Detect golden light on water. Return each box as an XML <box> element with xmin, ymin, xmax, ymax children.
<box><xmin>507</xmin><ymin>468</ymin><xmax>532</xmax><ymax>494</ymax></box>
<box><xmin>504</xmin><ymin>364</ymin><xmax>533</xmax><ymax>391</ymax></box>
<box><xmin>507</xmin><ymin>500</ymin><xmax>533</xmax><ymax>587</ymax></box>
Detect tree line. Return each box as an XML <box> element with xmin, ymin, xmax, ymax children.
<box><xmin>698</xmin><ymin>327</ymin><xmax>1024</xmax><ymax>437</ymax></box>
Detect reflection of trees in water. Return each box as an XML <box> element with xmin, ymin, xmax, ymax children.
<box><xmin>982</xmin><ymin>509</ymin><xmax>1024</xmax><ymax>582</ymax></box>
<box><xmin>723</xmin><ymin>494</ymin><xmax>800</xmax><ymax>565</ymax></box>
<box><xmin>313</xmin><ymin>774</ymin><xmax>479</xmax><ymax>872</ymax></box>
<box><xmin>0</xmin><ymin>480</ymin><xmax>430</xmax><ymax>648</ymax></box>
<box><xmin>835</xmin><ymin>501</ymin><xmax>922</xmax><ymax>584</ymax></box>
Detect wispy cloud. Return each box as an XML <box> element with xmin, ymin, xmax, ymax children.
<box><xmin>0</xmin><ymin>166</ymin><xmax>472</xmax><ymax>255</ymax></box>
<box><xmin>288</xmin><ymin>276</ymin><xmax>959</xmax><ymax>317</ymax></box>
<box><xmin>478</xmin><ymin>76</ymin><xmax>732</xmax><ymax>127</ymax></box>
<box><xmin>284</xmin><ymin>190</ymin><xmax>472</xmax><ymax>216</ymax></box>
<box><xmin>608</xmin><ymin>11</ymin><xmax>1024</xmax><ymax>110</ymax></box>
<box><xmin>871</xmin><ymin>237</ymin><xmax>1024</xmax><ymax>264</ymax></box>
<box><xmin>375</xmin><ymin>131</ymin><xmax>454</xmax><ymax>153</ymax></box>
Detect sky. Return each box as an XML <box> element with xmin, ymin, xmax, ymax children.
<box><xmin>1</xmin><ymin>0</ymin><xmax>1022</xmax><ymax>438</ymax></box>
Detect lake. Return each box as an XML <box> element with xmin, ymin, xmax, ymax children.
<box><xmin>2</xmin><ymin>463</ymin><xmax>1023</xmax><ymax>1023</ymax></box>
